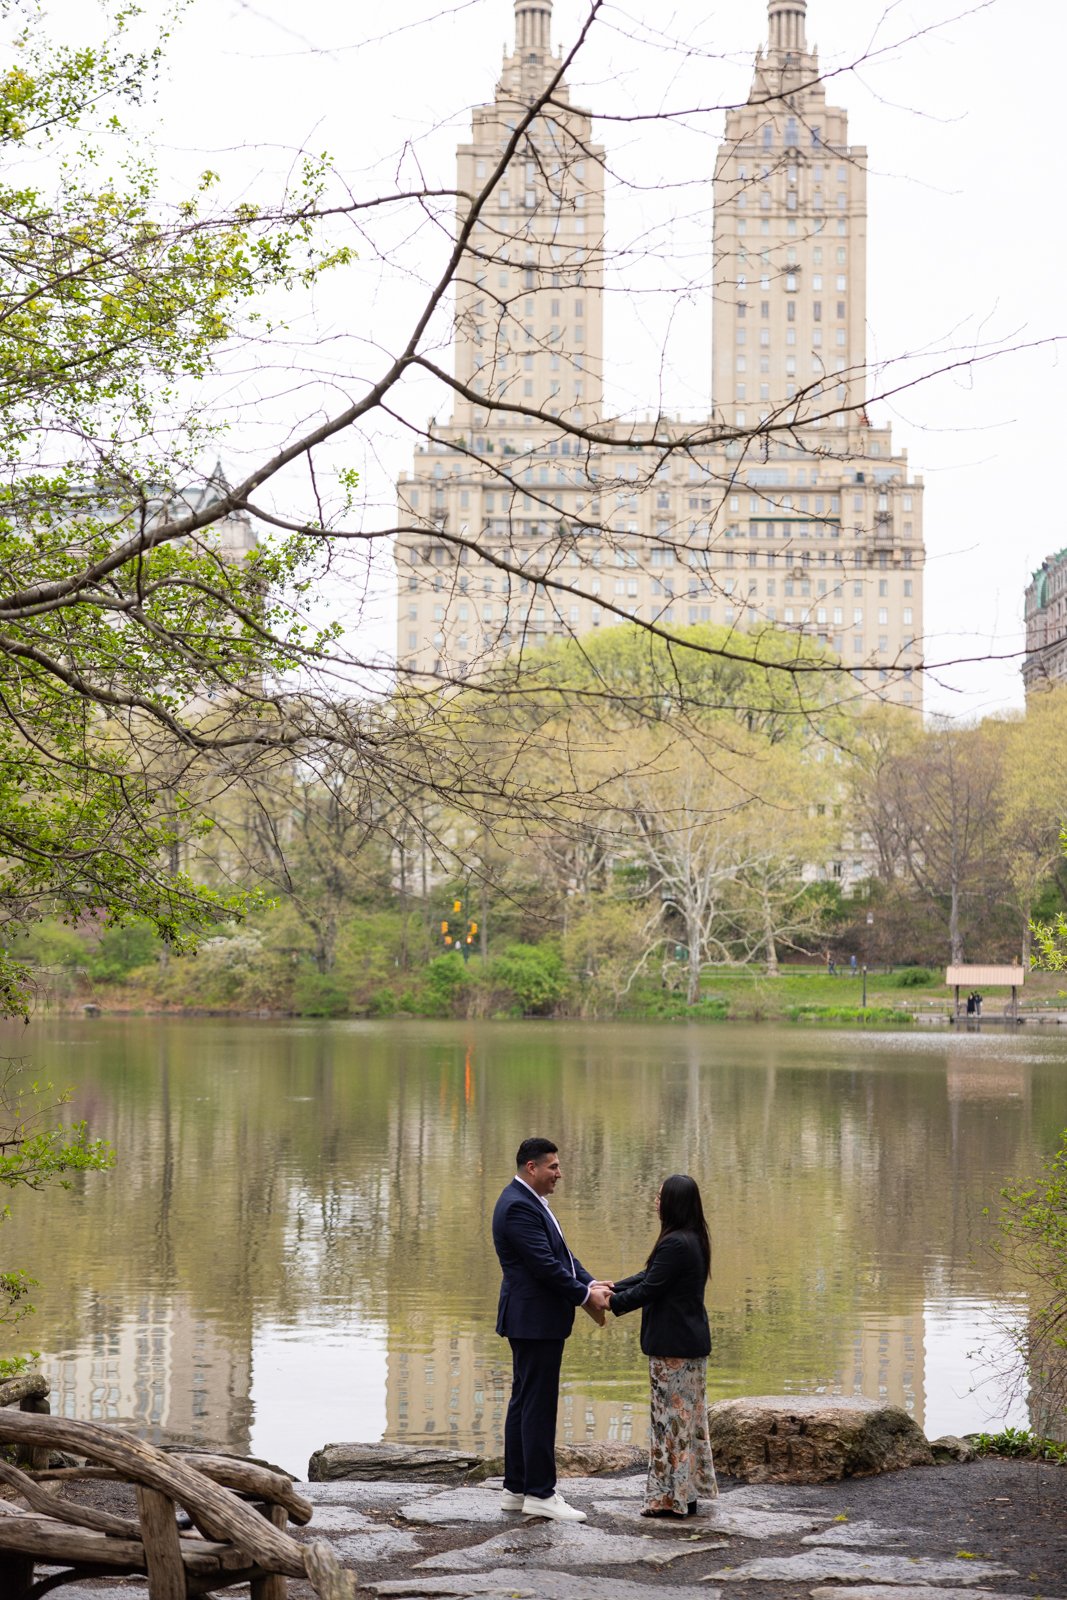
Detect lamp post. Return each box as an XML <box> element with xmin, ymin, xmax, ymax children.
<box><xmin>862</xmin><ymin>910</ymin><xmax>874</xmax><ymax>1009</ymax></box>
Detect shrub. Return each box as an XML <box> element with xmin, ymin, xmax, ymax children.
<box><xmin>293</xmin><ymin>971</ymin><xmax>349</xmax><ymax>1017</ymax></box>
<box><xmin>991</xmin><ymin>1130</ymin><xmax>1067</xmax><ymax>1444</ymax></box>
<box><xmin>972</xmin><ymin>1426</ymin><xmax>1067</xmax><ymax>1463</ymax></box>
<box><xmin>423</xmin><ymin>952</ymin><xmax>470</xmax><ymax>1016</ymax></box>
<box><xmin>88</xmin><ymin>921</ymin><xmax>159</xmax><ymax>982</ymax></box>
<box><xmin>787</xmin><ymin>1004</ymin><xmax>912</xmax><ymax>1024</ymax></box>
<box><xmin>487</xmin><ymin>943</ymin><xmax>566</xmax><ymax>1016</ymax></box>
<box><xmin>891</xmin><ymin>966</ymin><xmax>936</xmax><ymax>987</ymax></box>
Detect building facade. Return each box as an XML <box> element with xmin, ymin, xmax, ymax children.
<box><xmin>1023</xmin><ymin>549</ymin><xmax>1067</xmax><ymax>693</ymax></box>
<box><xmin>395</xmin><ymin>0</ymin><xmax>924</xmax><ymax>706</ymax></box>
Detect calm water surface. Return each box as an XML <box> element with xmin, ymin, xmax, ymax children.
<box><xmin>3</xmin><ymin>1017</ymin><xmax>1065</xmax><ymax>1475</ymax></box>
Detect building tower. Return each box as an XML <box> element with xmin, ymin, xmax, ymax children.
<box><xmin>451</xmin><ymin>0</ymin><xmax>605</xmax><ymax>434</ymax></box>
<box><xmin>395</xmin><ymin>0</ymin><xmax>924</xmax><ymax>712</ymax></box>
<box><xmin>713</xmin><ymin>0</ymin><xmax>868</xmax><ymax>429</ymax></box>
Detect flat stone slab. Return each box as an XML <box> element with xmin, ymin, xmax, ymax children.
<box><xmin>331</xmin><ymin>1526</ymin><xmax>424</xmax><ymax>1560</ymax></box>
<box><xmin>372</xmin><ymin>1568</ymin><xmax>719</xmax><ymax>1600</ymax></box>
<box><xmin>709</xmin><ymin>1552</ymin><xmax>1017</xmax><ymax>1584</ymax></box>
<box><xmin>801</xmin><ymin>1519</ymin><xmax>911</xmax><ymax>1547</ymax></box>
<box><xmin>416</xmin><ymin>1523</ymin><xmax>725</xmax><ymax>1570</ymax></box>
<box><xmin>303</xmin><ymin>1479</ymin><xmax>438</xmax><ymax>1505</ymax></box>
<box><xmin>707</xmin><ymin>1395</ymin><xmax>934</xmax><ymax>1484</ymax></box>
<box><xmin>812</xmin><ymin>1591</ymin><xmax>1064</xmax><ymax>1600</ymax></box>
<box><xmin>594</xmin><ymin>1499</ymin><xmax>826</xmax><ymax>1539</ymax></box>
<box><xmin>309</xmin><ymin>1441</ymin><xmax>483</xmax><ymax>1482</ymax></box>
<box><xmin>400</xmin><ymin>1485</ymin><xmax>530</xmax><ymax>1525</ymax></box>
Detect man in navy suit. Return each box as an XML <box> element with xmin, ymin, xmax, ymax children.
<box><xmin>492</xmin><ymin>1136</ymin><xmax>612</xmax><ymax>1522</ymax></box>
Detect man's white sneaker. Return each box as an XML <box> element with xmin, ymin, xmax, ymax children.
<box><xmin>521</xmin><ymin>1492</ymin><xmax>587</xmax><ymax>1523</ymax></box>
<box><xmin>499</xmin><ymin>1489</ymin><xmax>525</xmax><ymax>1511</ymax></box>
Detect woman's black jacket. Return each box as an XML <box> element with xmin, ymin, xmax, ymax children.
<box><xmin>609</xmin><ymin>1230</ymin><xmax>711</xmax><ymax>1358</ymax></box>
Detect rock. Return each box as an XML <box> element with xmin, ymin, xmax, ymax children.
<box><xmin>415</xmin><ymin>1522</ymin><xmax>727</xmax><ymax>1571</ymax></box>
<box><xmin>331</xmin><ymin>1527</ymin><xmax>424</xmax><ymax>1561</ymax></box>
<box><xmin>928</xmin><ymin>1434</ymin><xmax>978</xmax><ymax>1463</ymax></box>
<box><xmin>801</xmin><ymin>1518</ymin><xmax>910</xmax><ymax>1547</ymax></box>
<box><xmin>812</xmin><ymin>1589</ymin><xmax>1064</xmax><ymax>1600</ymax></box>
<box><xmin>371</xmin><ymin>1570</ymin><xmax>719</xmax><ymax>1600</ymax></box>
<box><xmin>302</xmin><ymin>1480</ymin><xmax>440</xmax><ymax>1508</ymax></box>
<box><xmin>706</xmin><ymin>1395</ymin><xmax>934</xmax><ymax>1484</ymax></box>
<box><xmin>476</xmin><ymin>1443</ymin><xmax>644</xmax><ymax>1478</ymax></box>
<box><xmin>555</xmin><ymin>1442</ymin><xmax>646</xmax><ymax>1476</ymax></box>
<box><xmin>594</xmin><ymin>1499</ymin><xmax>826</xmax><ymax>1540</ymax></box>
<box><xmin>307</xmin><ymin>1442</ymin><xmax>485</xmax><ymax>1483</ymax></box>
<box><xmin>399</xmin><ymin>1486</ymin><xmax>526</xmax><ymax>1525</ymax></box>
<box><xmin>708</xmin><ymin>1551</ymin><xmax>1016</xmax><ymax>1585</ymax></box>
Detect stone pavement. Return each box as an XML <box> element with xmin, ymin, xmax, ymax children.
<box><xmin>40</xmin><ymin>1464</ymin><xmax>1067</xmax><ymax>1598</ymax></box>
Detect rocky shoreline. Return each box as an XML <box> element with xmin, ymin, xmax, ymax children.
<box><xmin>57</xmin><ymin>1418</ymin><xmax>1066</xmax><ymax>1600</ymax></box>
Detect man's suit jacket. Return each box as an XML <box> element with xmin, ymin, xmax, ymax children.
<box><xmin>492</xmin><ymin>1178</ymin><xmax>592</xmax><ymax>1340</ymax></box>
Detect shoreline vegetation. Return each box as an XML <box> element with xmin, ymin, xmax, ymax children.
<box><xmin>9</xmin><ymin>919</ymin><xmax>1061</xmax><ymax>1024</ymax></box>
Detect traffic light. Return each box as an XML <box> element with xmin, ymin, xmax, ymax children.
<box><xmin>441</xmin><ymin>920</ymin><xmax>449</xmax><ymax>935</ymax></box>
<box><xmin>452</xmin><ymin>898</ymin><xmax>462</xmax><ymax>913</ymax></box>
<box><xmin>469</xmin><ymin>921</ymin><xmax>478</xmax><ymax>935</ymax></box>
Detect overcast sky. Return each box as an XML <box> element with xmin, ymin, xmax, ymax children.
<box><xmin>103</xmin><ymin>0</ymin><xmax>1067</xmax><ymax>720</ymax></box>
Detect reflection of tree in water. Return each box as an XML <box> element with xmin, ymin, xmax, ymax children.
<box><xmin>3</xmin><ymin>1020</ymin><xmax>1063</xmax><ymax>1447</ymax></box>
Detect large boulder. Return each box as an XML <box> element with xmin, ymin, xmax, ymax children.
<box><xmin>929</xmin><ymin>1433</ymin><xmax>977</xmax><ymax>1463</ymax></box>
<box><xmin>707</xmin><ymin>1394</ymin><xmax>934</xmax><ymax>1483</ymax></box>
<box><xmin>307</xmin><ymin>1441</ymin><xmax>484</xmax><ymax>1483</ymax></box>
<box><xmin>556</xmin><ymin>1442</ymin><xmax>646</xmax><ymax>1476</ymax></box>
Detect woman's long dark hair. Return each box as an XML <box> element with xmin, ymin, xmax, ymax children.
<box><xmin>647</xmin><ymin>1174</ymin><xmax>711</xmax><ymax>1281</ymax></box>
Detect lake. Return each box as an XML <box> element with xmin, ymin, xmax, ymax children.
<box><xmin>3</xmin><ymin>1016</ymin><xmax>1064</xmax><ymax>1476</ymax></box>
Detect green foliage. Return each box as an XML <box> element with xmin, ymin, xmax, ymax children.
<box><xmin>87</xmin><ymin>921</ymin><xmax>159</xmax><ymax>982</ymax></box>
<box><xmin>891</xmin><ymin>966</ymin><xmax>936</xmax><ymax>987</ymax></box>
<box><xmin>487</xmin><ymin>622</ymin><xmax>848</xmax><ymax>742</ymax></box>
<box><xmin>0</xmin><ymin>1064</ymin><xmax>113</xmax><ymax>1367</ymax></box>
<box><xmin>972</xmin><ymin>1426</ymin><xmax>1067</xmax><ymax>1463</ymax></box>
<box><xmin>423</xmin><ymin>953</ymin><xmax>471</xmax><ymax>1016</ymax></box>
<box><xmin>991</xmin><ymin>1130</ymin><xmax>1067</xmax><ymax>1442</ymax></box>
<box><xmin>786</xmin><ymin>1004</ymin><xmax>912</xmax><ymax>1025</ymax></box>
<box><xmin>1032</xmin><ymin>893</ymin><xmax>1067</xmax><ymax>972</ymax></box>
<box><xmin>487</xmin><ymin>943</ymin><xmax>566</xmax><ymax>1016</ymax></box>
<box><xmin>0</xmin><ymin>1</ymin><xmax>353</xmax><ymax>1014</ymax></box>
<box><xmin>626</xmin><ymin>991</ymin><xmax>730</xmax><ymax>1021</ymax></box>
<box><xmin>292</xmin><ymin>971</ymin><xmax>349</xmax><ymax>1018</ymax></box>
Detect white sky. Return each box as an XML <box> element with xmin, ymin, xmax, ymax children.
<box><xmin>64</xmin><ymin>0</ymin><xmax>1067</xmax><ymax>720</ymax></box>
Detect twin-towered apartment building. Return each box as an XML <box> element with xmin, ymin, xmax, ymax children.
<box><xmin>395</xmin><ymin>0</ymin><xmax>924</xmax><ymax>706</ymax></box>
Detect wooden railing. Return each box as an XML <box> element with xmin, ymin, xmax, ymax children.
<box><xmin>0</xmin><ymin>1397</ymin><xmax>355</xmax><ymax>1599</ymax></box>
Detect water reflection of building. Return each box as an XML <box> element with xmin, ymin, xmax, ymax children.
<box><xmin>386</xmin><ymin>1328</ymin><xmax>644</xmax><ymax>1454</ymax></box>
<box><xmin>44</xmin><ymin>1292</ymin><xmax>251</xmax><ymax>1450</ymax></box>
<box><xmin>833</xmin><ymin>1313</ymin><xmax>924</xmax><ymax>1429</ymax></box>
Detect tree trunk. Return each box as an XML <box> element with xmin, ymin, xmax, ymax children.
<box><xmin>762</xmin><ymin>890</ymin><xmax>779</xmax><ymax>976</ymax></box>
<box><xmin>949</xmin><ymin>875</ymin><xmax>963</xmax><ymax>965</ymax></box>
<box><xmin>687</xmin><ymin>920</ymin><xmax>701</xmax><ymax>1005</ymax></box>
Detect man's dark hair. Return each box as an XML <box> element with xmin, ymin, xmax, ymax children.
<box><xmin>516</xmin><ymin>1137</ymin><xmax>557</xmax><ymax>1169</ymax></box>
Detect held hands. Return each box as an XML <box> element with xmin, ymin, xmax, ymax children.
<box><xmin>584</xmin><ymin>1279</ymin><xmax>615</xmax><ymax>1326</ymax></box>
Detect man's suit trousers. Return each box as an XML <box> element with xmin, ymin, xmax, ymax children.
<box><xmin>503</xmin><ymin>1337</ymin><xmax>564</xmax><ymax>1499</ymax></box>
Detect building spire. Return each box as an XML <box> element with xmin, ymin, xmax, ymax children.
<box><xmin>513</xmin><ymin>0</ymin><xmax>551</xmax><ymax>56</ymax></box>
<box><xmin>767</xmin><ymin>0</ymin><xmax>808</xmax><ymax>55</ymax></box>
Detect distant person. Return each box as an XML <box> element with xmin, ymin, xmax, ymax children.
<box><xmin>608</xmin><ymin>1175</ymin><xmax>718</xmax><ymax>1518</ymax></box>
<box><xmin>492</xmin><ymin>1138</ymin><xmax>613</xmax><ymax>1522</ymax></box>
<box><xmin>849</xmin><ymin>954</ymin><xmax>858</xmax><ymax>977</ymax></box>
<box><xmin>966</xmin><ymin>992</ymin><xmax>975</xmax><ymax>1016</ymax></box>
<box><xmin>975</xmin><ymin>991</ymin><xmax>983</xmax><ymax>1016</ymax></box>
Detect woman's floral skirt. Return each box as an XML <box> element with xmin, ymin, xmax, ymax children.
<box><xmin>644</xmin><ymin>1355</ymin><xmax>718</xmax><ymax>1514</ymax></box>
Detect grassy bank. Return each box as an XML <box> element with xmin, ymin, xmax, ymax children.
<box><xmin>17</xmin><ymin>913</ymin><xmax>1058</xmax><ymax>1024</ymax></box>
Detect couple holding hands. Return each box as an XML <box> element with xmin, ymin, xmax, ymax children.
<box><xmin>492</xmin><ymin>1136</ymin><xmax>718</xmax><ymax>1523</ymax></box>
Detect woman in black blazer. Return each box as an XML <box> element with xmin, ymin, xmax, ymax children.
<box><xmin>609</xmin><ymin>1173</ymin><xmax>717</xmax><ymax>1517</ymax></box>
